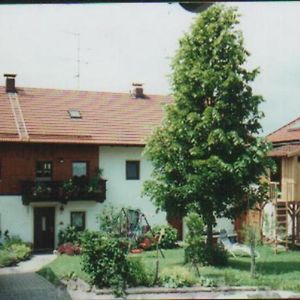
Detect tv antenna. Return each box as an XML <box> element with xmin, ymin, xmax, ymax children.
<box><xmin>63</xmin><ymin>31</ymin><xmax>89</xmax><ymax>90</ymax></box>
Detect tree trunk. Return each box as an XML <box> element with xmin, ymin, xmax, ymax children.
<box><xmin>250</xmin><ymin>243</ymin><xmax>256</xmax><ymax>278</ymax></box>
<box><xmin>206</xmin><ymin>221</ymin><xmax>213</xmax><ymax>248</ymax></box>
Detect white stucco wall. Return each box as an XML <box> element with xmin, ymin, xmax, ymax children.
<box><xmin>0</xmin><ymin>196</ymin><xmax>33</xmax><ymax>243</ymax></box>
<box><xmin>57</xmin><ymin>201</ymin><xmax>101</xmax><ymax>232</ymax></box>
<box><xmin>99</xmin><ymin>145</ymin><xmax>234</xmax><ymax>235</ymax></box>
<box><xmin>0</xmin><ymin>196</ymin><xmax>103</xmax><ymax>246</ymax></box>
<box><xmin>99</xmin><ymin>146</ymin><xmax>167</xmax><ymax>226</ymax></box>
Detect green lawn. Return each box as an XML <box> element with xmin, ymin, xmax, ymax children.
<box><xmin>38</xmin><ymin>246</ymin><xmax>300</xmax><ymax>292</ymax></box>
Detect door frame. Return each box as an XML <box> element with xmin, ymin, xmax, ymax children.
<box><xmin>33</xmin><ymin>206</ymin><xmax>55</xmax><ymax>251</ymax></box>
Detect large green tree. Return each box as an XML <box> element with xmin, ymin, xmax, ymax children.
<box><xmin>143</xmin><ymin>5</ymin><xmax>272</xmax><ymax>246</ymax></box>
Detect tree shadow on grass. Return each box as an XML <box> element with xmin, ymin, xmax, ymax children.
<box><xmin>229</xmin><ymin>259</ymin><xmax>300</xmax><ymax>275</ymax></box>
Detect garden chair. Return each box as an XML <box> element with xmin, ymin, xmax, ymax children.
<box><xmin>219</xmin><ymin>230</ymin><xmax>260</xmax><ymax>258</ymax></box>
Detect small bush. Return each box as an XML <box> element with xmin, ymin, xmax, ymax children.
<box><xmin>184</xmin><ymin>211</ymin><xmax>206</xmax><ymax>266</ymax></box>
<box><xmin>184</xmin><ymin>211</ymin><xmax>228</xmax><ymax>267</ymax></box>
<box><xmin>58</xmin><ymin>225</ymin><xmax>82</xmax><ymax>246</ymax></box>
<box><xmin>80</xmin><ymin>231</ymin><xmax>129</xmax><ymax>297</ymax></box>
<box><xmin>10</xmin><ymin>244</ymin><xmax>31</xmax><ymax>261</ymax></box>
<box><xmin>148</xmin><ymin>225</ymin><xmax>178</xmax><ymax>249</ymax></box>
<box><xmin>199</xmin><ymin>276</ymin><xmax>217</xmax><ymax>287</ymax></box>
<box><xmin>57</xmin><ymin>243</ymin><xmax>81</xmax><ymax>256</ymax></box>
<box><xmin>159</xmin><ymin>267</ymin><xmax>196</xmax><ymax>288</ymax></box>
<box><xmin>127</xmin><ymin>256</ymin><xmax>153</xmax><ymax>287</ymax></box>
<box><xmin>0</xmin><ymin>250</ymin><xmax>17</xmax><ymax>267</ymax></box>
<box><xmin>204</xmin><ymin>244</ymin><xmax>228</xmax><ymax>266</ymax></box>
<box><xmin>3</xmin><ymin>236</ymin><xmax>23</xmax><ymax>248</ymax></box>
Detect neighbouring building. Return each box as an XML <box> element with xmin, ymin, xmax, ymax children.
<box><xmin>263</xmin><ymin>117</ymin><xmax>300</xmax><ymax>245</ymax></box>
<box><xmin>0</xmin><ymin>74</ymin><xmax>234</xmax><ymax>251</ymax></box>
<box><xmin>236</xmin><ymin>117</ymin><xmax>300</xmax><ymax>245</ymax></box>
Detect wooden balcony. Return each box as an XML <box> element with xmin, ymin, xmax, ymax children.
<box><xmin>269</xmin><ymin>180</ymin><xmax>296</xmax><ymax>202</ymax></box>
<box><xmin>21</xmin><ymin>176</ymin><xmax>106</xmax><ymax>205</ymax></box>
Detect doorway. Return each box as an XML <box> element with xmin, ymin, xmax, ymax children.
<box><xmin>34</xmin><ymin>207</ymin><xmax>55</xmax><ymax>251</ymax></box>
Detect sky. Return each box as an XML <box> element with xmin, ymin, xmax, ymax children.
<box><xmin>0</xmin><ymin>2</ymin><xmax>300</xmax><ymax>135</ymax></box>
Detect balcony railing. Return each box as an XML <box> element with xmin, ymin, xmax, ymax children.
<box><xmin>269</xmin><ymin>180</ymin><xmax>295</xmax><ymax>202</ymax></box>
<box><xmin>21</xmin><ymin>176</ymin><xmax>106</xmax><ymax>205</ymax></box>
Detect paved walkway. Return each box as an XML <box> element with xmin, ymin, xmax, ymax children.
<box><xmin>0</xmin><ymin>254</ymin><xmax>57</xmax><ymax>274</ymax></box>
<box><xmin>0</xmin><ymin>254</ymin><xmax>71</xmax><ymax>300</ymax></box>
<box><xmin>68</xmin><ymin>289</ymin><xmax>300</xmax><ymax>299</ymax></box>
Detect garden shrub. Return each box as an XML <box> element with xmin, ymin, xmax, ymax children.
<box><xmin>198</xmin><ymin>276</ymin><xmax>217</xmax><ymax>287</ymax></box>
<box><xmin>204</xmin><ymin>244</ymin><xmax>228</xmax><ymax>266</ymax></box>
<box><xmin>159</xmin><ymin>267</ymin><xmax>196</xmax><ymax>288</ymax></box>
<box><xmin>10</xmin><ymin>243</ymin><xmax>31</xmax><ymax>261</ymax></box>
<box><xmin>80</xmin><ymin>231</ymin><xmax>129</xmax><ymax>297</ymax></box>
<box><xmin>58</xmin><ymin>225</ymin><xmax>82</xmax><ymax>245</ymax></box>
<box><xmin>0</xmin><ymin>234</ymin><xmax>32</xmax><ymax>267</ymax></box>
<box><xmin>127</xmin><ymin>256</ymin><xmax>153</xmax><ymax>287</ymax></box>
<box><xmin>184</xmin><ymin>211</ymin><xmax>228</xmax><ymax>267</ymax></box>
<box><xmin>0</xmin><ymin>250</ymin><xmax>17</xmax><ymax>267</ymax></box>
<box><xmin>3</xmin><ymin>235</ymin><xmax>23</xmax><ymax>248</ymax></box>
<box><xmin>148</xmin><ymin>225</ymin><xmax>178</xmax><ymax>249</ymax></box>
<box><xmin>57</xmin><ymin>243</ymin><xmax>81</xmax><ymax>256</ymax></box>
<box><xmin>184</xmin><ymin>211</ymin><xmax>206</xmax><ymax>267</ymax></box>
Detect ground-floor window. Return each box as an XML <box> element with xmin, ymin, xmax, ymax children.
<box><xmin>71</xmin><ymin>211</ymin><xmax>86</xmax><ymax>231</ymax></box>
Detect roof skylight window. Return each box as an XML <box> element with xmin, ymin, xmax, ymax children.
<box><xmin>68</xmin><ymin>109</ymin><xmax>82</xmax><ymax>119</ymax></box>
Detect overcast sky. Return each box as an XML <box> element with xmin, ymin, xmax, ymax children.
<box><xmin>0</xmin><ymin>2</ymin><xmax>300</xmax><ymax>135</ymax></box>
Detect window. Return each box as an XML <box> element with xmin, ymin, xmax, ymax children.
<box><xmin>270</xmin><ymin>157</ymin><xmax>281</xmax><ymax>189</ymax></box>
<box><xmin>126</xmin><ymin>161</ymin><xmax>140</xmax><ymax>180</ymax></box>
<box><xmin>71</xmin><ymin>212</ymin><xmax>85</xmax><ymax>231</ymax></box>
<box><xmin>68</xmin><ymin>109</ymin><xmax>81</xmax><ymax>119</ymax></box>
<box><xmin>72</xmin><ymin>161</ymin><xmax>88</xmax><ymax>177</ymax></box>
<box><xmin>36</xmin><ymin>161</ymin><xmax>52</xmax><ymax>180</ymax></box>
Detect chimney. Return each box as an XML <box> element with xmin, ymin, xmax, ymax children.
<box><xmin>132</xmin><ymin>83</ymin><xmax>144</xmax><ymax>98</ymax></box>
<box><xmin>4</xmin><ymin>74</ymin><xmax>17</xmax><ymax>93</ymax></box>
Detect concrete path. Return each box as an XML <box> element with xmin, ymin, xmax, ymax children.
<box><xmin>68</xmin><ymin>288</ymin><xmax>300</xmax><ymax>299</ymax></box>
<box><xmin>0</xmin><ymin>254</ymin><xmax>57</xmax><ymax>274</ymax></box>
<box><xmin>0</xmin><ymin>272</ymin><xmax>71</xmax><ymax>300</ymax></box>
<box><xmin>0</xmin><ymin>254</ymin><xmax>71</xmax><ymax>300</ymax></box>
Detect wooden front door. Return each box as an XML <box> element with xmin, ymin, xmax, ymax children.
<box><xmin>34</xmin><ymin>207</ymin><xmax>55</xmax><ymax>251</ymax></box>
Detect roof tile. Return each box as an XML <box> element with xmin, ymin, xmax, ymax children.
<box><xmin>0</xmin><ymin>86</ymin><xmax>171</xmax><ymax>145</ymax></box>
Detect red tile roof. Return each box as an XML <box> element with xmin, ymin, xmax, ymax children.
<box><xmin>267</xmin><ymin>116</ymin><xmax>300</xmax><ymax>144</ymax></box>
<box><xmin>0</xmin><ymin>86</ymin><xmax>171</xmax><ymax>145</ymax></box>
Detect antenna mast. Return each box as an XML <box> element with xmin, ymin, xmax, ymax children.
<box><xmin>75</xmin><ymin>33</ymin><xmax>80</xmax><ymax>89</ymax></box>
<box><xmin>62</xmin><ymin>31</ymin><xmax>89</xmax><ymax>90</ymax></box>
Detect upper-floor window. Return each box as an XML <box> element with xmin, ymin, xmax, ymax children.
<box><xmin>36</xmin><ymin>161</ymin><xmax>52</xmax><ymax>181</ymax></box>
<box><xmin>72</xmin><ymin>161</ymin><xmax>88</xmax><ymax>177</ymax></box>
<box><xmin>270</xmin><ymin>157</ymin><xmax>281</xmax><ymax>189</ymax></box>
<box><xmin>126</xmin><ymin>161</ymin><xmax>140</xmax><ymax>180</ymax></box>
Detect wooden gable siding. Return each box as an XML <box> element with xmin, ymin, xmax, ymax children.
<box><xmin>0</xmin><ymin>142</ymin><xmax>99</xmax><ymax>194</ymax></box>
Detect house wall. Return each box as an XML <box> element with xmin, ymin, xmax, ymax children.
<box><xmin>99</xmin><ymin>146</ymin><xmax>167</xmax><ymax>226</ymax></box>
<box><xmin>281</xmin><ymin>156</ymin><xmax>297</xmax><ymax>201</ymax></box>
<box><xmin>0</xmin><ymin>196</ymin><xmax>33</xmax><ymax>242</ymax></box>
<box><xmin>99</xmin><ymin>146</ymin><xmax>234</xmax><ymax>236</ymax></box>
<box><xmin>0</xmin><ymin>196</ymin><xmax>103</xmax><ymax>246</ymax></box>
<box><xmin>0</xmin><ymin>142</ymin><xmax>99</xmax><ymax>194</ymax></box>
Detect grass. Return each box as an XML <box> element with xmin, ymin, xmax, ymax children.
<box><xmin>38</xmin><ymin>246</ymin><xmax>300</xmax><ymax>291</ymax></box>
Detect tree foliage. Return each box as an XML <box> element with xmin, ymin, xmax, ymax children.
<box><xmin>143</xmin><ymin>5</ymin><xmax>273</xmax><ymax>244</ymax></box>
